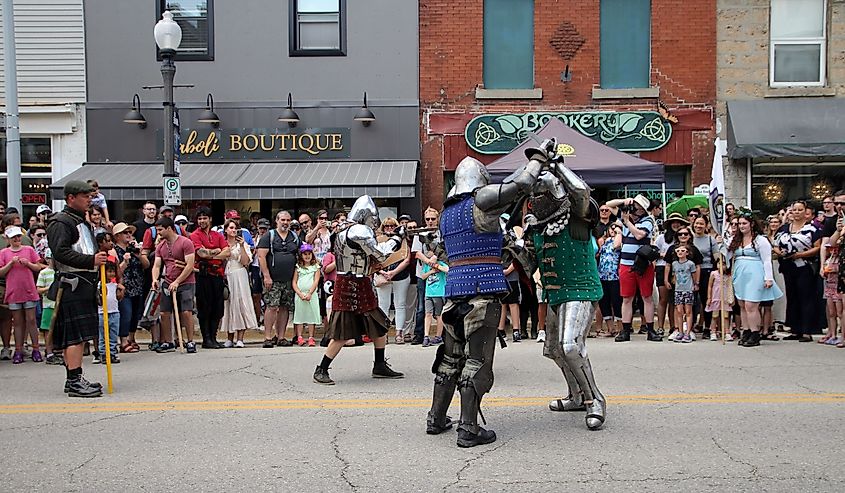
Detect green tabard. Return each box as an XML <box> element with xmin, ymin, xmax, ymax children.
<box><xmin>533</xmin><ymin>228</ymin><xmax>603</xmax><ymax>305</ymax></box>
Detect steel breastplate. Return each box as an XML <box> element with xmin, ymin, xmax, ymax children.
<box><xmin>335</xmin><ymin>231</ymin><xmax>369</xmax><ymax>275</ymax></box>
<box><xmin>56</xmin><ymin>222</ymin><xmax>97</xmax><ymax>273</ymax></box>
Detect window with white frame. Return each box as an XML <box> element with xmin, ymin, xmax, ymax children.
<box><xmin>289</xmin><ymin>0</ymin><xmax>346</xmax><ymax>56</ymax></box>
<box><xmin>770</xmin><ymin>0</ymin><xmax>826</xmax><ymax>86</ymax></box>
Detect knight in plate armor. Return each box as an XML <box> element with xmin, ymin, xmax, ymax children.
<box><xmin>425</xmin><ymin>142</ymin><xmax>551</xmax><ymax>448</ymax></box>
<box><xmin>313</xmin><ymin>195</ymin><xmax>406</xmax><ymax>385</ymax></box>
<box><xmin>524</xmin><ymin>155</ymin><xmax>607</xmax><ymax>430</ymax></box>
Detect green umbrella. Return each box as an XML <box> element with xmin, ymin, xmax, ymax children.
<box><xmin>666</xmin><ymin>195</ymin><xmax>709</xmax><ymax>217</ymax></box>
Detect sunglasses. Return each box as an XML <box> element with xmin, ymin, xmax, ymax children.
<box><xmin>836</xmin><ymin>202</ymin><xmax>845</xmax><ymax>206</ymax></box>
<box><xmin>425</xmin><ymin>217</ymin><xmax>437</xmax><ymax>221</ymax></box>
<box><xmin>677</xmin><ymin>232</ymin><xmax>690</xmax><ymax>236</ymax></box>
<box><xmin>319</xmin><ymin>216</ymin><xmax>328</xmax><ymax>220</ymax></box>
<box><xmin>600</xmin><ymin>209</ymin><xmax>610</xmax><ymax>212</ymax></box>
<box><xmin>34</xmin><ymin>232</ymin><xmax>46</xmax><ymax>237</ymax></box>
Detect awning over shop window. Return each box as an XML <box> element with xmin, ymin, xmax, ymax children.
<box><xmin>727</xmin><ymin>98</ymin><xmax>845</xmax><ymax>160</ymax></box>
<box><xmin>50</xmin><ymin>161</ymin><xmax>418</xmax><ymax>200</ymax></box>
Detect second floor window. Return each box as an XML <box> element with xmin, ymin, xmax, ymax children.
<box><xmin>600</xmin><ymin>0</ymin><xmax>651</xmax><ymax>89</ymax></box>
<box><xmin>158</xmin><ymin>1</ymin><xmax>214</xmax><ymax>61</ymax></box>
<box><xmin>482</xmin><ymin>0</ymin><xmax>534</xmax><ymax>90</ymax></box>
<box><xmin>290</xmin><ymin>0</ymin><xmax>346</xmax><ymax>56</ymax></box>
<box><xmin>770</xmin><ymin>0</ymin><xmax>826</xmax><ymax>86</ymax></box>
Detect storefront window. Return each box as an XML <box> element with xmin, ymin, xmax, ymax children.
<box><xmin>0</xmin><ymin>137</ymin><xmax>52</xmax><ymax>173</ymax></box>
<box><xmin>752</xmin><ymin>162</ymin><xmax>845</xmax><ymax>216</ymax></box>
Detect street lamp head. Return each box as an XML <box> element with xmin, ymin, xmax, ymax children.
<box><xmin>277</xmin><ymin>93</ymin><xmax>300</xmax><ymax>127</ymax></box>
<box><xmin>197</xmin><ymin>93</ymin><xmax>221</xmax><ymax>127</ymax></box>
<box><xmin>353</xmin><ymin>91</ymin><xmax>376</xmax><ymax>127</ymax></box>
<box><xmin>123</xmin><ymin>94</ymin><xmax>147</xmax><ymax>128</ymax></box>
<box><xmin>154</xmin><ymin>10</ymin><xmax>182</xmax><ymax>54</ymax></box>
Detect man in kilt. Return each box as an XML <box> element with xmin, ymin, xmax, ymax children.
<box><xmin>46</xmin><ymin>181</ymin><xmax>110</xmax><ymax>398</ymax></box>
<box><xmin>312</xmin><ymin>195</ymin><xmax>405</xmax><ymax>385</ymax></box>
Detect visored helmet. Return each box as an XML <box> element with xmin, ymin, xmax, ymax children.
<box><xmin>453</xmin><ymin>157</ymin><xmax>491</xmax><ymax>195</ymax></box>
<box><xmin>348</xmin><ymin>195</ymin><xmax>380</xmax><ymax>230</ymax></box>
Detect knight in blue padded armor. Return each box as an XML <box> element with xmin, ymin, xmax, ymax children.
<box><xmin>425</xmin><ymin>142</ymin><xmax>552</xmax><ymax>448</ymax></box>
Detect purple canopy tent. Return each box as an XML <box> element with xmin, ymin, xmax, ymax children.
<box><xmin>487</xmin><ymin>118</ymin><xmax>665</xmax><ymax>186</ymax></box>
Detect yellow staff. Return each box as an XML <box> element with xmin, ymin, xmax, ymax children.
<box><xmin>100</xmin><ymin>264</ymin><xmax>114</xmax><ymax>394</ymax></box>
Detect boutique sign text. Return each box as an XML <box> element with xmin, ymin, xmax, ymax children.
<box><xmin>465</xmin><ymin>112</ymin><xmax>672</xmax><ymax>154</ymax></box>
<box><xmin>158</xmin><ymin>128</ymin><xmax>350</xmax><ymax>160</ymax></box>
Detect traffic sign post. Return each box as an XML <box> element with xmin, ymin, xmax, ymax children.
<box><xmin>163</xmin><ymin>176</ymin><xmax>181</xmax><ymax>206</ymax></box>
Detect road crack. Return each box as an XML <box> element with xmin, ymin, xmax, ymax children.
<box><xmin>442</xmin><ymin>437</ymin><xmax>512</xmax><ymax>492</ymax></box>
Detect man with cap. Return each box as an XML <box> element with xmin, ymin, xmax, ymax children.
<box><xmin>251</xmin><ymin>218</ymin><xmax>271</xmax><ymax>324</ymax></box>
<box><xmin>605</xmin><ymin>194</ymin><xmax>659</xmax><ymax>342</ymax></box>
<box><xmin>46</xmin><ymin>180</ymin><xmax>109</xmax><ymax>397</ymax></box>
<box><xmin>174</xmin><ymin>215</ymin><xmax>191</xmax><ymax>237</ymax></box>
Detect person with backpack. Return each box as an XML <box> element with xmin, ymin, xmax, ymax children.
<box><xmin>605</xmin><ymin>194</ymin><xmax>659</xmax><ymax>342</ymax></box>
<box><xmin>256</xmin><ymin>210</ymin><xmax>301</xmax><ymax>348</ymax></box>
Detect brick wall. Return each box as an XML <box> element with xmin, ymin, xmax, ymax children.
<box><xmin>420</xmin><ymin>0</ymin><xmax>716</xmax><ymax>211</ymax></box>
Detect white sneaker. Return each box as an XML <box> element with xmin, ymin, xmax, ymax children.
<box><xmin>536</xmin><ymin>330</ymin><xmax>546</xmax><ymax>343</ymax></box>
<box><xmin>223</xmin><ymin>340</ymin><xmax>234</xmax><ymax>348</ymax></box>
<box><xmin>0</xmin><ymin>347</ymin><xmax>11</xmax><ymax>360</ymax></box>
<box><xmin>689</xmin><ymin>332</ymin><xmax>696</xmax><ymax>342</ymax></box>
<box><xmin>710</xmin><ymin>332</ymin><xmax>718</xmax><ymax>341</ymax></box>
<box><xmin>235</xmin><ymin>340</ymin><xmax>245</xmax><ymax>348</ymax></box>
<box><xmin>725</xmin><ymin>333</ymin><xmax>734</xmax><ymax>342</ymax></box>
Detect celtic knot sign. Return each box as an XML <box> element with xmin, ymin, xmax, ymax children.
<box><xmin>465</xmin><ymin>112</ymin><xmax>673</xmax><ymax>154</ymax></box>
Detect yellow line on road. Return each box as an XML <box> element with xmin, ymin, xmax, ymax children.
<box><xmin>0</xmin><ymin>393</ymin><xmax>843</xmax><ymax>415</ymax></box>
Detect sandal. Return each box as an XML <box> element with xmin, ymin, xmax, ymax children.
<box><xmin>818</xmin><ymin>336</ymin><xmax>830</xmax><ymax>344</ymax></box>
<box><xmin>837</xmin><ymin>341</ymin><xmax>845</xmax><ymax>348</ymax></box>
<box><xmin>130</xmin><ymin>342</ymin><xmax>140</xmax><ymax>350</ymax></box>
<box><xmin>798</xmin><ymin>335</ymin><xmax>813</xmax><ymax>342</ymax></box>
<box><xmin>120</xmin><ymin>343</ymin><xmax>139</xmax><ymax>353</ymax></box>
<box><xmin>761</xmin><ymin>334</ymin><xmax>780</xmax><ymax>341</ymax></box>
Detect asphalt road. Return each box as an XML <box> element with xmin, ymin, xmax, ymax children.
<box><xmin>1</xmin><ymin>333</ymin><xmax>844</xmax><ymax>492</ymax></box>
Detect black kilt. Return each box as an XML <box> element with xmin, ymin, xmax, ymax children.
<box><xmin>53</xmin><ymin>272</ymin><xmax>99</xmax><ymax>350</ymax></box>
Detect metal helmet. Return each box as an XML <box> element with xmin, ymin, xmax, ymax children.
<box><xmin>348</xmin><ymin>194</ymin><xmax>380</xmax><ymax>230</ymax></box>
<box><xmin>525</xmin><ymin>171</ymin><xmax>571</xmax><ymax>232</ymax></box>
<box><xmin>453</xmin><ymin>157</ymin><xmax>491</xmax><ymax>195</ymax></box>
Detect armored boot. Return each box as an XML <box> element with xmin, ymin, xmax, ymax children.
<box><xmin>426</xmin><ymin>376</ymin><xmax>456</xmax><ymax>435</ymax></box>
<box><xmin>456</xmin><ymin>384</ymin><xmax>496</xmax><ymax>448</ymax></box>
<box><xmin>549</xmin><ymin>363</ymin><xmax>585</xmax><ymax>411</ymax></box>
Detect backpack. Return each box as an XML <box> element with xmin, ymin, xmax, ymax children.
<box><xmin>267</xmin><ymin>229</ymin><xmax>300</xmax><ymax>268</ymax></box>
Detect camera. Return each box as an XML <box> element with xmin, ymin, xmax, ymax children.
<box><xmin>619</xmin><ymin>204</ymin><xmax>633</xmax><ymax>214</ymax></box>
<box><xmin>125</xmin><ymin>243</ymin><xmax>140</xmax><ymax>255</ymax></box>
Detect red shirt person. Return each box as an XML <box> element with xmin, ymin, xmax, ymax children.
<box><xmin>189</xmin><ymin>207</ymin><xmax>230</xmax><ymax>349</ymax></box>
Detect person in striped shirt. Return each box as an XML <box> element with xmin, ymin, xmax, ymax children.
<box><xmin>605</xmin><ymin>195</ymin><xmax>660</xmax><ymax>342</ymax></box>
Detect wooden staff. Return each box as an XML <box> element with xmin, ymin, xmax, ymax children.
<box><xmin>100</xmin><ymin>265</ymin><xmax>114</xmax><ymax>394</ymax></box>
<box><xmin>720</xmin><ymin>258</ymin><xmax>726</xmax><ymax>346</ymax></box>
<box><xmin>172</xmin><ymin>290</ymin><xmax>186</xmax><ymax>353</ymax></box>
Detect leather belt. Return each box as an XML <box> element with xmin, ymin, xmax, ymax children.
<box><xmin>450</xmin><ymin>256</ymin><xmax>502</xmax><ymax>267</ymax></box>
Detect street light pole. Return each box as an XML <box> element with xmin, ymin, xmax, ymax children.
<box><xmin>154</xmin><ymin>11</ymin><xmax>182</xmax><ymax>205</ymax></box>
<box><xmin>161</xmin><ymin>50</ymin><xmax>176</xmax><ymax>178</ymax></box>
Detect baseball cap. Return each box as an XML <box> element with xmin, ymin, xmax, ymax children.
<box><xmin>4</xmin><ymin>226</ymin><xmax>23</xmax><ymax>238</ymax></box>
<box><xmin>225</xmin><ymin>209</ymin><xmax>241</xmax><ymax>220</ymax></box>
<box><xmin>63</xmin><ymin>180</ymin><xmax>95</xmax><ymax>196</ymax></box>
<box><xmin>174</xmin><ymin>214</ymin><xmax>189</xmax><ymax>224</ymax></box>
<box><xmin>159</xmin><ymin>205</ymin><xmax>174</xmax><ymax>214</ymax></box>
<box><xmin>36</xmin><ymin>205</ymin><xmax>52</xmax><ymax>215</ymax></box>
<box><xmin>257</xmin><ymin>218</ymin><xmax>270</xmax><ymax>228</ymax></box>
<box><xmin>398</xmin><ymin>214</ymin><xmax>412</xmax><ymax>222</ymax></box>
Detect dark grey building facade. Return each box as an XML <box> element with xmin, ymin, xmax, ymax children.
<box><xmin>59</xmin><ymin>0</ymin><xmax>420</xmax><ymax>222</ymax></box>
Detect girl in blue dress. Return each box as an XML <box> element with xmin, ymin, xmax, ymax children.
<box><xmin>728</xmin><ymin>208</ymin><xmax>783</xmax><ymax>347</ymax></box>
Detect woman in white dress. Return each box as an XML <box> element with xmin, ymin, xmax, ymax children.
<box><xmin>221</xmin><ymin>219</ymin><xmax>258</xmax><ymax>347</ymax></box>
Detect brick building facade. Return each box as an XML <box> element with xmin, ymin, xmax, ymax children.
<box><xmin>419</xmin><ymin>0</ymin><xmax>716</xmax><ymax>212</ymax></box>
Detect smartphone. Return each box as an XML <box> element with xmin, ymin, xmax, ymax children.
<box><xmin>236</xmin><ymin>229</ymin><xmax>243</xmax><ymax>238</ymax></box>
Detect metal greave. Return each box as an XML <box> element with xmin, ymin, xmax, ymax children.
<box><xmin>557</xmin><ymin>301</ymin><xmax>604</xmax><ymax>405</ymax></box>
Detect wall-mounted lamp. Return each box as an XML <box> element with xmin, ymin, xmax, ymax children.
<box><xmin>123</xmin><ymin>94</ymin><xmax>147</xmax><ymax>128</ymax></box>
<box><xmin>197</xmin><ymin>93</ymin><xmax>221</xmax><ymax>127</ymax></box>
<box><xmin>277</xmin><ymin>92</ymin><xmax>300</xmax><ymax>127</ymax></box>
<box><xmin>353</xmin><ymin>91</ymin><xmax>376</xmax><ymax>127</ymax></box>
<box><xmin>560</xmin><ymin>64</ymin><xmax>572</xmax><ymax>83</ymax></box>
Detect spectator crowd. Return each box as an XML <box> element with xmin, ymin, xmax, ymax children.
<box><xmin>2</xmin><ymin>182</ymin><xmax>845</xmax><ymax>367</ymax></box>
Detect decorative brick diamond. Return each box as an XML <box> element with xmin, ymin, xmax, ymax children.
<box><xmin>549</xmin><ymin>21</ymin><xmax>585</xmax><ymax>60</ymax></box>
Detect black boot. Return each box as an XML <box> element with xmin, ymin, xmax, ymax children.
<box><xmin>646</xmin><ymin>328</ymin><xmax>663</xmax><ymax>342</ymax></box>
<box><xmin>372</xmin><ymin>360</ymin><xmax>404</xmax><ymax>379</ymax></box>
<box><xmin>64</xmin><ymin>375</ymin><xmax>102</xmax><ymax>393</ymax></box>
<box><xmin>739</xmin><ymin>329</ymin><xmax>752</xmax><ymax>346</ymax></box>
<box><xmin>456</xmin><ymin>384</ymin><xmax>496</xmax><ymax>448</ymax></box>
<box><xmin>426</xmin><ymin>376</ymin><xmax>456</xmax><ymax>435</ymax></box>
<box><xmin>313</xmin><ymin>366</ymin><xmax>335</xmax><ymax>385</ymax></box>
<box><xmin>743</xmin><ymin>331</ymin><xmax>761</xmax><ymax>347</ymax></box>
<box><xmin>65</xmin><ymin>377</ymin><xmax>103</xmax><ymax>398</ymax></box>
<box><xmin>614</xmin><ymin>330</ymin><xmax>631</xmax><ymax>342</ymax></box>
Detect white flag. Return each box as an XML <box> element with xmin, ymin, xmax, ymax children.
<box><xmin>709</xmin><ymin>138</ymin><xmax>727</xmax><ymax>235</ymax></box>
